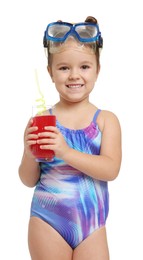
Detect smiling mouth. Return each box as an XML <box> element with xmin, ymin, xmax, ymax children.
<box><xmin>66</xmin><ymin>84</ymin><xmax>84</xmax><ymax>89</ymax></box>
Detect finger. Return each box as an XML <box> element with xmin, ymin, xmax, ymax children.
<box><xmin>38</xmin><ymin>132</ymin><xmax>57</xmax><ymax>138</ymax></box>
<box><xmin>40</xmin><ymin>144</ymin><xmax>55</xmax><ymax>150</ymax></box>
<box><xmin>27</xmin><ymin>126</ymin><xmax>38</xmax><ymax>134</ymax></box>
<box><xmin>44</xmin><ymin>126</ymin><xmax>60</xmax><ymax>133</ymax></box>
<box><xmin>26</xmin><ymin>133</ymin><xmax>39</xmax><ymax>140</ymax></box>
<box><xmin>27</xmin><ymin>140</ymin><xmax>37</xmax><ymax>145</ymax></box>
<box><xmin>37</xmin><ymin>138</ymin><xmax>55</xmax><ymax>145</ymax></box>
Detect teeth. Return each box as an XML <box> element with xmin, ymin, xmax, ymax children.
<box><xmin>67</xmin><ymin>84</ymin><xmax>83</xmax><ymax>89</ymax></box>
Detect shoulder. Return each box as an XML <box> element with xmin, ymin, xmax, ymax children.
<box><xmin>97</xmin><ymin>109</ymin><xmax>121</xmax><ymax>133</ymax></box>
<box><xmin>97</xmin><ymin>110</ymin><xmax>122</xmax><ymax>161</ymax></box>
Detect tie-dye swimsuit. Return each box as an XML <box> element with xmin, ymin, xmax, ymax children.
<box><xmin>30</xmin><ymin>109</ymin><xmax>109</xmax><ymax>249</ymax></box>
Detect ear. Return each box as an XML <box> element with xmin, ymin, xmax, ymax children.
<box><xmin>97</xmin><ymin>64</ymin><xmax>100</xmax><ymax>75</ymax></box>
<box><xmin>95</xmin><ymin>64</ymin><xmax>100</xmax><ymax>81</ymax></box>
<box><xmin>47</xmin><ymin>66</ymin><xmax>54</xmax><ymax>82</ymax></box>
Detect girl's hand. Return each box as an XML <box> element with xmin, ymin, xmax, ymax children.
<box><xmin>37</xmin><ymin>126</ymin><xmax>70</xmax><ymax>159</ymax></box>
<box><xmin>24</xmin><ymin>118</ymin><xmax>38</xmax><ymax>158</ymax></box>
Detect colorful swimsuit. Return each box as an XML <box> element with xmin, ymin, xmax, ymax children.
<box><xmin>30</xmin><ymin>109</ymin><xmax>109</xmax><ymax>249</ymax></box>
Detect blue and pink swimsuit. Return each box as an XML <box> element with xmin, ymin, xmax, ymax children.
<box><xmin>30</xmin><ymin>109</ymin><xmax>109</xmax><ymax>249</ymax></box>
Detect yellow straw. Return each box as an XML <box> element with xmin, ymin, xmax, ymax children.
<box><xmin>34</xmin><ymin>69</ymin><xmax>46</xmax><ymax>114</ymax></box>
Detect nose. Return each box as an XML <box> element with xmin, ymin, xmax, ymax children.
<box><xmin>68</xmin><ymin>69</ymin><xmax>80</xmax><ymax>80</ymax></box>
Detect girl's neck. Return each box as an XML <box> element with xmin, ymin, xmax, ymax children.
<box><xmin>55</xmin><ymin>98</ymin><xmax>91</xmax><ymax>112</ymax></box>
<box><xmin>53</xmin><ymin>99</ymin><xmax>97</xmax><ymax>130</ymax></box>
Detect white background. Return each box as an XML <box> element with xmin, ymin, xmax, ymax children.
<box><xmin>0</xmin><ymin>0</ymin><xmax>143</xmax><ymax>259</ymax></box>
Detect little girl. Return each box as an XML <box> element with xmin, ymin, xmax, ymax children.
<box><xmin>19</xmin><ymin>16</ymin><xmax>122</xmax><ymax>260</ymax></box>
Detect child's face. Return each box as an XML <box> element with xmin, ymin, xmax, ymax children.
<box><xmin>48</xmin><ymin>40</ymin><xmax>99</xmax><ymax>103</ymax></box>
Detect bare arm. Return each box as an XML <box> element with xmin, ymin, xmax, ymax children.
<box><xmin>62</xmin><ymin>111</ymin><xmax>121</xmax><ymax>181</ymax></box>
<box><xmin>18</xmin><ymin>152</ymin><xmax>40</xmax><ymax>187</ymax></box>
<box><xmin>18</xmin><ymin>118</ymin><xmax>40</xmax><ymax>187</ymax></box>
<box><xmin>38</xmin><ymin>110</ymin><xmax>122</xmax><ymax>181</ymax></box>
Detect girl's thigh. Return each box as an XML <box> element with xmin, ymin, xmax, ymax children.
<box><xmin>73</xmin><ymin>226</ymin><xmax>109</xmax><ymax>260</ymax></box>
<box><xmin>28</xmin><ymin>216</ymin><xmax>73</xmax><ymax>260</ymax></box>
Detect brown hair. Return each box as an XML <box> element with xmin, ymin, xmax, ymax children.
<box><xmin>84</xmin><ymin>16</ymin><xmax>102</xmax><ymax>68</ymax></box>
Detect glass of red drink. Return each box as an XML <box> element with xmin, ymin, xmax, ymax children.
<box><xmin>31</xmin><ymin>107</ymin><xmax>56</xmax><ymax>162</ymax></box>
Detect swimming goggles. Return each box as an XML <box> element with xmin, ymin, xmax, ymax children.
<box><xmin>43</xmin><ymin>22</ymin><xmax>103</xmax><ymax>47</ymax></box>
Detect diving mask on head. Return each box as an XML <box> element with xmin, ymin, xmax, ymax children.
<box><xmin>43</xmin><ymin>22</ymin><xmax>103</xmax><ymax>53</ymax></box>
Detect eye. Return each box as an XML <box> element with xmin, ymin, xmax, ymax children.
<box><xmin>59</xmin><ymin>66</ymin><xmax>69</xmax><ymax>71</ymax></box>
<box><xmin>81</xmin><ymin>65</ymin><xmax>90</xmax><ymax>70</ymax></box>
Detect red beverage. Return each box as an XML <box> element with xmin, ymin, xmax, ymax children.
<box><xmin>31</xmin><ymin>115</ymin><xmax>56</xmax><ymax>161</ymax></box>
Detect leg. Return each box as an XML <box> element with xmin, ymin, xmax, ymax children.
<box><xmin>28</xmin><ymin>216</ymin><xmax>73</xmax><ymax>260</ymax></box>
<box><xmin>73</xmin><ymin>226</ymin><xmax>109</xmax><ymax>260</ymax></box>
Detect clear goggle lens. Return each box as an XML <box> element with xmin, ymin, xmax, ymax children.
<box><xmin>48</xmin><ymin>24</ymin><xmax>71</xmax><ymax>39</ymax></box>
<box><xmin>46</xmin><ymin>22</ymin><xmax>100</xmax><ymax>42</ymax></box>
<box><xmin>75</xmin><ymin>25</ymin><xmax>98</xmax><ymax>39</ymax></box>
